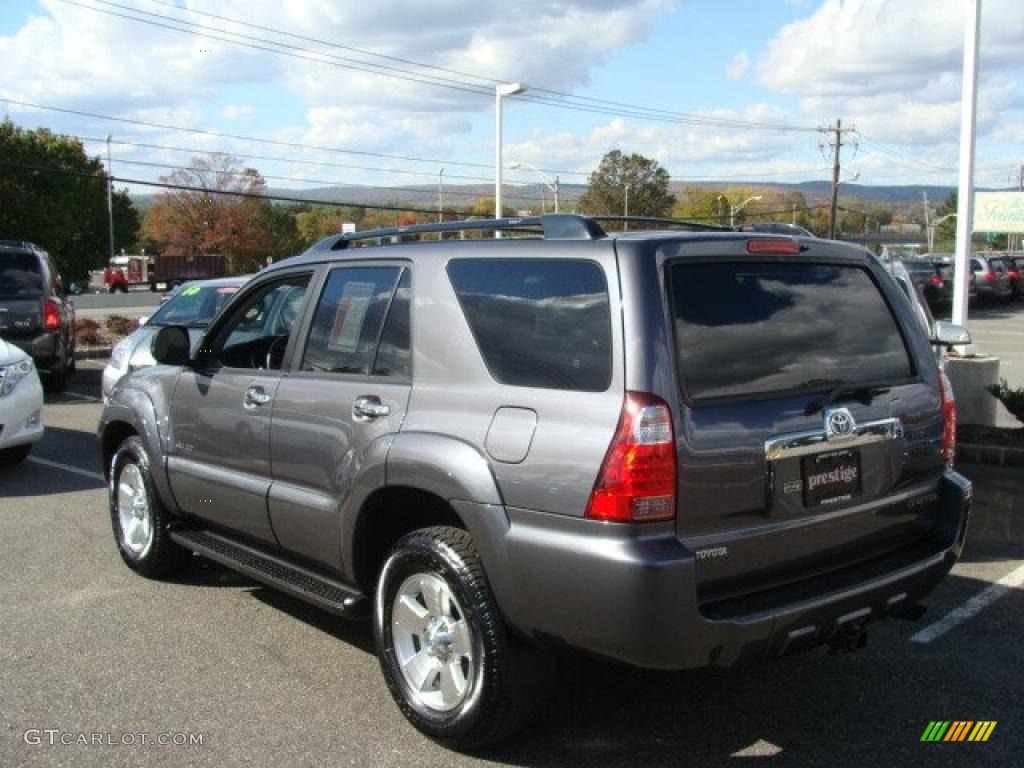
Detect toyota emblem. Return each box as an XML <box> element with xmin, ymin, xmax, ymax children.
<box><xmin>825</xmin><ymin>407</ymin><xmax>856</xmax><ymax>439</ymax></box>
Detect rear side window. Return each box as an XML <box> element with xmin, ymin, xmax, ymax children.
<box><xmin>669</xmin><ymin>262</ymin><xmax>914</xmax><ymax>401</ymax></box>
<box><xmin>302</xmin><ymin>267</ymin><xmax>400</xmax><ymax>375</ymax></box>
<box><xmin>0</xmin><ymin>252</ymin><xmax>43</xmax><ymax>298</ymax></box>
<box><xmin>448</xmin><ymin>259</ymin><xmax>612</xmax><ymax>391</ymax></box>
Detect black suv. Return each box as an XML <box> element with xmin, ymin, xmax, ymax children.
<box><xmin>0</xmin><ymin>241</ymin><xmax>76</xmax><ymax>391</ymax></box>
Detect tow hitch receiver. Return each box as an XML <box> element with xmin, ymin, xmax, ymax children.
<box><xmin>828</xmin><ymin>622</ymin><xmax>869</xmax><ymax>654</ymax></box>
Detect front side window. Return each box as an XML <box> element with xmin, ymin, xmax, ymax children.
<box><xmin>148</xmin><ymin>283</ymin><xmax>241</xmax><ymax>328</ymax></box>
<box><xmin>301</xmin><ymin>267</ymin><xmax>401</xmax><ymax>375</ymax></box>
<box><xmin>215</xmin><ymin>276</ymin><xmax>311</xmax><ymax>370</ymax></box>
<box><xmin>669</xmin><ymin>261</ymin><xmax>914</xmax><ymax>401</ymax></box>
<box><xmin>447</xmin><ymin>259</ymin><xmax>612</xmax><ymax>391</ymax></box>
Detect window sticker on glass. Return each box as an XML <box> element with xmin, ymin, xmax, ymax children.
<box><xmin>181</xmin><ymin>285</ymin><xmax>201</xmax><ymax>296</ymax></box>
<box><xmin>327</xmin><ymin>281</ymin><xmax>374</xmax><ymax>352</ymax></box>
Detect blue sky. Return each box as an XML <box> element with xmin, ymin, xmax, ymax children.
<box><xmin>1</xmin><ymin>0</ymin><xmax>1021</xmax><ymax>206</ymax></box>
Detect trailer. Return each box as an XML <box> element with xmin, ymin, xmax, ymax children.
<box><xmin>103</xmin><ymin>253</ymin><xmax>226</xmax><ymax>293</ymax></box>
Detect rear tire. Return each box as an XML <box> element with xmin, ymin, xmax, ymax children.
<box><xmin>0</xmin><ymin>444</ymin><xmax>32</xmax><ymax>464</ymax></box>
<box><xmin>43</xmin><ymin>348</ymin><xmax>67</xmax><ymax>393</ymax></box>
<box><xmin>374</xmin><ymin>526</ymin><xmax>552</xmax><ymax>751</ymax></box>
<box><xmin>109</xmin><ymin>436</ymin><xmax>186</xmax><ymax>578</ymax></box>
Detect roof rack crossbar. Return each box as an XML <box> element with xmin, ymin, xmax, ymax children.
<box><xmin>590</xmin><ymin>216</ymin><xmax>734</xmax><ymax>233</ymax></box>
<box><xmin>330</xmin><ymin>214</ymin><xmax>606</xmax><ymax>249</ymax></box>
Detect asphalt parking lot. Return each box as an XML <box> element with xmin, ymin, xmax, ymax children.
<box><xmin>1</xmin><ymin>361</ymin><xmax>1021</xmax><ymax>767</ymax></box>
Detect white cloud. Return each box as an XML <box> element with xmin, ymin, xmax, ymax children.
<box><xmin>221</xmin><ymin>105</ymin><xmax>255</xmax><ymax>121</ymax></box>
<box><xmin>725</xmin><ymin>51</ymin><xmax>750</xmax><ymax>81</ymax></box>
<box><xmin>756</xmin><ymin>0</ymin><xmax>1024</xmax><ymax>147</ymax></box>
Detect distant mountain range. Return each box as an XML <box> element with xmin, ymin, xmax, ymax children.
<box><xmin>130</xmin><ymin>180</ymin><xmax>988</xmax><ymax>213</ymax></box>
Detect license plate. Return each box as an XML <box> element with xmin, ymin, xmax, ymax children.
<box><xmin>802</xmin><ymin>449</ymin><xmax>861</xmax><ymax>507</ymax></box>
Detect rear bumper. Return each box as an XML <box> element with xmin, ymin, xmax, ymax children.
<box><xmin>496</xmin><ymin>471</ymin><xmax>971</xmax><ymax>670</ymax></box>
<box><xmin>8</xmin><ymin>332</ymin><xmax>60</xmax><ymax>367</ymax></box>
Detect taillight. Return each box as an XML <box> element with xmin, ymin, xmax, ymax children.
<box><xmin>928</xmin><ymin>275</ymin><xmax>944</xmax><ymax>286</ymax></box>
<box><xmin>44</xmin><ymin>299</ymin><xmax>61</xmax><ymax>330</ymax></box>
<box><xmin>586</xmin><ymin>391</ymin><xmax>677</xmax><ymax>523</ymax></box>
<box><xmin>939</xmin><ymin>369</ymin><xmax>956</xmax><ymax>466</ymax></box>
<box><xmin>746</xmin><ymin>238</ymin><xmax>801</xmax><ymax>254</ymax></box>
<box><xmin>1009</xmin><ymin>270</ymin><xmax>1020</xmax><ymax>280</ymax></box>
<box><xmin>985</xmin><ymin>272</ymin><xmax>996</xmax><ymax>282</ymax></box>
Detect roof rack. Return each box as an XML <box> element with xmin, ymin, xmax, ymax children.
<box><xmin>590</xmin><ymin>216</ymin><xmax>734</xmax><ymax>232</ymax></box>
<box><xmin>331</xmin><ymin>214</ymin><xmax>608</xmax><ymax>249</ymax></box>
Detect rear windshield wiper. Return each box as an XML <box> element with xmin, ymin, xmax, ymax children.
<box><xmin>802</xmin><ymin>379</ymin><xmax>890</xmax><ymax>415</ymax></box>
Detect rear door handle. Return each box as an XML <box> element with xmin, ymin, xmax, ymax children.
<box><xmin>243</xmin><ymin>385</ymin><xmax>273</xmax><ymax>409</ymax></box>
<box><xmin>353</xmin><ymin>396</ymin><xmax>390</xmax><ymax>420</ymax></box>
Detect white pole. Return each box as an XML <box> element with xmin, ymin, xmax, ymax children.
<box><xmin>554</xmin><ymin>176</ymin><xmax>560</xmax><ymax>214</ymax></box>
<box><xmin>495</xmin><ymin>88</ymin><xmax>503</xmax><ymax>235</ymax></box>
<box><xmin>438</xmin><ymin>168</ymin><xmax>444</xmax><ymax>224</ymax></box>
<box><xmin>106</xmin><ymin>135</ymin><xmax>115</xmax><ymax>263</ymax></box>
<box><xmin>952</xmin><ymin>0</ymin><xmax>981</xmax><ymax>327</ymax></box>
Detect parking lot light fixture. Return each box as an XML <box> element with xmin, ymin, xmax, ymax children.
<box><xmin>731</xmin><ymin>195</ymin><xmax>762</xmax><ymax>228</ymax></box>
<box><xmin>508</xmin><ymin>161</ymin><xmax>559</xmax><ymax>214</ymax></box>
<box><xmin>495</xmin><ymin>83</ymin><xmax>527</xmax><ymax>237</ymax></box>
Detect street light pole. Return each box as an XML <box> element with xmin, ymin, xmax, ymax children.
<box><xmin>624</xmin><ymin>184</ymin><xmax>630</xmax><ymax>231</ymax></box>
<box><xmin>952</xmin><ymin>0</ymin><xmax>981</xmax><ymax>327</ymax></box>
<box><xmin>438</xmin><ymin>168</ymin><xmax>444</xmax><ymax>224</ymax></box>
<box><xmin>508</xmin><ymin>160</ymin><xmax>559</xmax><ymax>214</ymax></box>
<box><xmin>730</xmin><ymin>195</ymin><xmax>762</xmax><ymax>228</ymax></box>
<box><xmin>106</xmin><ymin>135</ymin><xmax>115</xmax><ymax>263</ymax></box>
<box><xmin>495</xmin><ymin>82</ymin><xmax>527</xmax><ymax>238</ymax></box>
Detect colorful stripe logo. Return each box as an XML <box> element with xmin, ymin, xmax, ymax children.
<box><xmin>921</xmin><ymin>721</ymin><xmax>997</xmax><ymax>742</ymax></box>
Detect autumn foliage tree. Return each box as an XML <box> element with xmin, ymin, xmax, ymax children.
<box><xmin>141</xmin><ymin>154</ymin><xmax>279</xmax><ymax>273</ymax></box>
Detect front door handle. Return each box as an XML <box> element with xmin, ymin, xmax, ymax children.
<box><xmin>243</xmin><ymin>385</ymin><xmax>273</xmax><ymax>410</ymax></box>
<box><xmin>353</xmin><ymin>395</ymin><xmax>390</xmax><ymax>420</ymax></box>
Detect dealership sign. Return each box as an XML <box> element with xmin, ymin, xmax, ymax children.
<box><xmin>973</xmin><ymin>191</ymin><xmax>1024</xmax><ymax>233</ymax></box>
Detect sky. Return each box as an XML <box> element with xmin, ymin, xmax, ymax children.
<box><xmin>0</xmin><ymin>0</ymin><xmax>1021</xmax><ymax>210</ymax></box>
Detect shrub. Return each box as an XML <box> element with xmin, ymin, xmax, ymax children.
<box><xmin>105</xmin><ymin>314</ymin><xmax>140</xmax><ymax>337</ymax></box>
<box><xmin>74</xmin><ymin>317</ymin><xmax>104</xmax><ymax>346</ymax></box>
<box><xmin>988</xmin><ymin>379</ymin><xmax>1024</xmax><ymax>425</ymax></box>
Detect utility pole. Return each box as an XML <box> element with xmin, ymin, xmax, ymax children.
<box><xmin>923</xmin><ymin>191</ymin><xmax>931</xmax><ymax>250</ymax></box>
<box><xmin>106</xmin><ymin>135</ymin><xmax>115</xmax><ymax>263</ymax></box>
<box><xmin>623</xmin><ymin>184</ymin><xmax>630</xmax><ymax>231</ymax></box>
<box><xmin>826</xmin><ymin>119</ymin><xmax>844</xmax><ymax>240</ymax></box>
<box><xmin>438</xmin><ymin>168</ymin><xmax>444</xmax><ymax>224</ymax></box>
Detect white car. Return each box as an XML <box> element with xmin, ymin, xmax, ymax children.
<box><xmin>102</xmin><ymin>276</ymin><xmax>249</xmax><ymax>401</ymax></box>
<box><xmin>0</xmin><ymin>336</ymin><xmax>44</xmax><ymax>464</ymax></box>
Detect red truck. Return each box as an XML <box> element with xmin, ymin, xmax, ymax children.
<box><xmin>104</xmin><ymin>253</ymin><xmax>226</xmax><ymax>293</ymax></box>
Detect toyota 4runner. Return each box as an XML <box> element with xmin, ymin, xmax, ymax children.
<box><xmin>98</xmin><ymin>215</ymin><xmax>972</xmax><ymax>750</ymax></box>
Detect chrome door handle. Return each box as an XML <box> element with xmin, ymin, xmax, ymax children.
<box><xmin>243</xmin><ymin>385</ymin><xmax>272</xmax><ymax>409</ymax></box>
<box><xmin>352</xmin><ymin>396</ymin><xmax>390</xmax><ymax>420</ymax></box>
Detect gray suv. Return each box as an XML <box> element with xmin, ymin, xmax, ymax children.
<box><xmin>99</xmin><ymin>215</ymin><xmax>972</xmax><ymax>750</ymax></box>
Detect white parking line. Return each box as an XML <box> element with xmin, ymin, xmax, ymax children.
<box><xmin>910</xmin><ymin>563</ymin><xmax>1024</xmax><ymax>644</ymax></box>
<box><xmin>26</xmin><ymin>456</ymin><xmax>105</xmax><ymax>482</ymax></box>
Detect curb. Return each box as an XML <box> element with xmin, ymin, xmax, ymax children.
<box><xmin>74</xmin><ymin>346</ymin><xmax>112</xmax><ymax>361</ymax></box>
<box><xmin>957</xmin><ymin>443</ymin><xmax>1024</xmax><ymax>468</ymax></box>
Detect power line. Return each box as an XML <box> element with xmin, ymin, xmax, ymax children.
<box><xmin>0</xmin><ymin>159</ymin><xmax>478</xmax><ymax>215</ymax></box>
<box><xmin>105</xmin><ymin>156</ymin><xmax>540</xmax><ymax>203</ymax></box>
<box><xmin>60</xmin><ymin>0</ymin><xmax>821</xmax><ymax>135</ymax></box>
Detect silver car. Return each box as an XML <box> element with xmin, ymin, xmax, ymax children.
<box><xmin>102</xmin><ymin>276</ymin><xmax>248</xmax><ymax>400</ymax></box>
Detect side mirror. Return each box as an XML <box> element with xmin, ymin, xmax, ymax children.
<box><xmin>930</xmin><ymin>321</ymin><xmax>971</xmax><ymax>347</ymax></box>
<box><xmin>151</xmin><ymin>325</ymin><xmax>191</xmax><ymax>365</ymax></box>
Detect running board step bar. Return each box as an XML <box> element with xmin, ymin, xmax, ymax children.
<box><xmin>170</xmin><ymin>529</ymin><xmax>368</xmax><ymax>619</ymax></box>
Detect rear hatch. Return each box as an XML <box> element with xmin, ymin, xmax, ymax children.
<box><xmin>663</xmin><ymin>246</ymin><xmax>946</xmax><ymax>608</ymax></box>
<box><xmin>0</xmin><ymin>251</ymin><xmax>45</xmax><ymax>340</ymax></box>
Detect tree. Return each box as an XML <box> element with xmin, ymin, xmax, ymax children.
<box><xmin>0</xmin><ymin>119</ymin><xmax>140</xmax><ymax>281</ymax></box>
<box><xmin>672</xmin><ymin>188</ymin><xmax>730</xmax><ymax>225</ymax></box>
<box><xmin>578</xmin><ymin>150</ymin><xmax>675</xmax><ymax>221</ymax></box>
<box><xmin>295</xmin><ymin>206</ymin><xmax>364</xmax><ymax>246</ymax></box>
<box><xmin>141</xmin><ymin>154</ymin><xmax>277</xmax><ymax>273</ymax></box>
<box><xmin>469</xmin><ymin>196</ymin><xmax>514</xmax><ymax>218</ymax></box>
<box><xmin>867</xmin><ymin>207</ymin><xmax>893</xmax><ymax>231</ymax></box>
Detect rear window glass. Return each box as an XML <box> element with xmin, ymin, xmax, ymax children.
<box><xmin>448</xmin><ymin>259</ymin><xmax>611</xmax><ymax>391</ymax></box>
<box><xmin>937</xmin><ymin>265</ymin><xmax>954</xmax><ymax>280</ymax></box>
<box><xmin>0</xmin><ymin>252</ymin><xmax>43</xmax><ymax>298</ymax></box>
<box><xmin>669</xmin><ymin>262</ymin><xmax>914</xmax><ymax>401</ymax></box>
<box><xmin>900</xmin><ymin>261</ymin><xmax>932</xmax><ymax>273</ymax></box>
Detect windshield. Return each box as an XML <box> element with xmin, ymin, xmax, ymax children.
<box><xmin>146</xmin><ymin>283</ymin><xmax>241</xmax><ymax>327</ymax></box>
<box><xmin>0</xmin><ymin>253</ymin><xmax>44</xmax><ymax>298</ymax></box>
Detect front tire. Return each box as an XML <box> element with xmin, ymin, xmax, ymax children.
<box><xmin>0</xmin><ymin>444</ymin><xmax>32</xmax><ymax>464</ymax></box>
<box><xmin>109</xmin><ymin>436</ymin><xmax>185</xmax><ymax>578</ymax></box>
<box><xmin>374</xmin><ymin>526</ymin><xmax>551</xmax><ymax>751</ymax></box>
